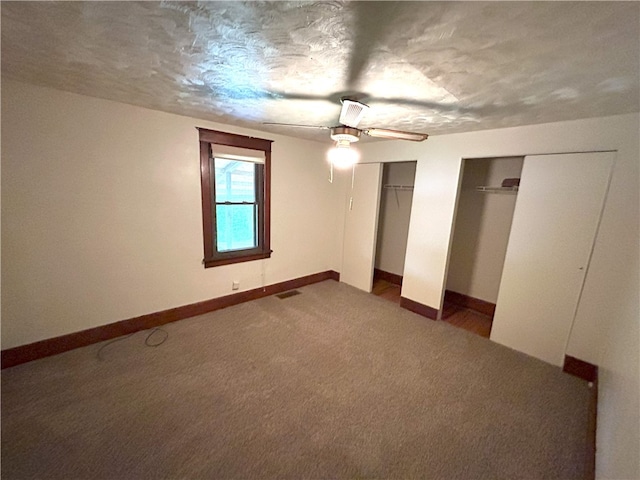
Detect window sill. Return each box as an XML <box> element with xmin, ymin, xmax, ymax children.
<box><xmin>204</xmin><ymin>251</ymin><xmax>272</xmax><ymax>268</ymax></box>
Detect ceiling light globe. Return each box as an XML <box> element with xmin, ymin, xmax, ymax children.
<box><xmin>328</xmin><ymin>144</ymin><xmax>359</xmax><ymax>169</ymax></box>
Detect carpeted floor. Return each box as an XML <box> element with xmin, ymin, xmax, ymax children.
<box><xmin>1</xmin><ymin>280</ymin><xmax>591</xmax><ymax>479</ymax></box>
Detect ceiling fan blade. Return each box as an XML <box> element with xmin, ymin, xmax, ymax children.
<box><xmin>265</xmin><ymin>90</ymin><xmax>490</xmax><ymax>117</ymax></box>
<box><xmin>262</xmin><ymin>122</ymin><xmax>330</xmax><ymax>129</ymax></box>
<box><xmin>345</xmin><ymin>1</ymin><xmax>402</xmax><ymax>89</ymax></box>
<box><xmin>363</xmin><ymin>128</ymin><xmax>428</xmax><ymax>142</ymax></box>
<box><xmin>339</xmin><ymin>99</ymin><xmax>369</xmax><ymax>128</ymax></box>
<box><xmin>265</xmin><ymin>91</ymin><xmax>332</xmax><ymax>102</ymax></box>
<box><xmin>367</xmin><ymin>97</ymin><xmax>485</xmax><ymax>115</ymax></box>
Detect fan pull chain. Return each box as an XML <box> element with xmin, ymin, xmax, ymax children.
<box><xmin>351</xmin><ymin>164</ymin><xmax>355</xmax><ymax>189</ymax></box>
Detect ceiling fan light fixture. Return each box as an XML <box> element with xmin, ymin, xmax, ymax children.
<box><xmin>328</xmin><ymin>140</ymin><xmax>359</xmax><ymax>169</ymax></box>
<box><xmin>330</xmin><ymin>126</ymin><xmax>360</xmax><ymax>143</ymax></box>
<box><xmin>363</xmin><ymin>128</ymin><xmax>429</xmax><ymax>142</ymax></box>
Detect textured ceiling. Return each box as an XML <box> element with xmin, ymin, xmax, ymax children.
<box><xmin>2</xmin><ymin>1</ymin><xmax>639</xmax><ymax>143</ymax></box>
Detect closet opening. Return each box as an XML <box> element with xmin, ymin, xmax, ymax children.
<box><xmin>444</xmin><ymin>156</ymin><xmax>524</xmax><ymax>338</ymax></box>
<box><xmin>371</xmin><ymin>161</ymin><xmax>416</xmax><ymax>304</ymax></box>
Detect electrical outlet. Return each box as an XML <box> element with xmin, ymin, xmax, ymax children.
<box><xmin>232</xmin><ymin>280</ymin><xmax>240</xmax><ymax>290</ymax></box>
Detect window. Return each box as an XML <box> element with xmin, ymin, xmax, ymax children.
<box><xmin>198</xmin><ymin>128</ymin><xmax>272</xmax><ymax>267</ymax></box>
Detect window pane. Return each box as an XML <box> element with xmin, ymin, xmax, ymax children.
<box><xmin>214</xmin><ymin>159</ymin><xmax>256</xmax><ymax>203</ymax></box>
<box><xmin>215</xmin><ymin>204</ymin><xmax>257</xmax><ymax>252</ymax></box>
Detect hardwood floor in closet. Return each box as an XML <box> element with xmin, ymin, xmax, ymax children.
<box><xmin>371</xmin><ymin>279</ymin><xmax>492</xmax><ymax>339</ymax></box>
<box><xmin>441</xmin><ymin>302</ymin><xmax>493</xmax><ymax>338</ymax></box>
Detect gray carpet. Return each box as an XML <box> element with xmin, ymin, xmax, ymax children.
<box><xmin>1</xmin><ymin>280</ymin><xmax>590</xmax><ymax>479</ymax></box>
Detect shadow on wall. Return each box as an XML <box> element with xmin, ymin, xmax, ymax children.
<box><xmin>447</xmin><ymin>157</ymin><xmax>524</xmax><ymax>303</ymax></box>
<box><xmin>375</xmin><ymin>162</ymin><xmax>417</xmax><ymax>277</ymax></box>
<box><xmin>448</xmin><ymin>160</ymin><xmax>491</xmax><ymax>295</ymax></box>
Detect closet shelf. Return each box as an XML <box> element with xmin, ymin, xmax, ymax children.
<box><xmin>475</xmin><ymin>186</ymin><xmax>519</xmax><ymax>194</ymax></box>
<box><xmin>384</xmin><ymin>184</ymin><xmax>414</xmax><ymax>191</ymax></box>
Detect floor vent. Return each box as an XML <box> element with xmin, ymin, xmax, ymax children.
<box><xmin>276</xmin><ymin>290</ymin><xmax>301</xmax><ymax>299</ymax></box>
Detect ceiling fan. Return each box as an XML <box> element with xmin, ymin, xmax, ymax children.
<box><xmin>264</xmin><ymin>97</ymin><xmax>429</xmax><ymax>168</ymax></box>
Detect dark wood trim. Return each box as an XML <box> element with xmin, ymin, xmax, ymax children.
<box><xmin>263</xmin><ymin>150</ymin><xmax>271</xmax><ymax>257</ymax></box>
<box><xmin>563</xmin><ymin>355</ymin><xmax>598</xmax><ymax>383</ymax></box>
<box><xmin>373</xmin><ymin>268</ymin><xmax>403</xmax><ymax>286</ymax></box>
<box><xmin>204</xmin><ymin>251</ymin><xmax>272</xmax><ymax>268</ymax></box>
<box><xmin>197</xmin><ymin>128</ymin><xmax>273</xmax><ymax>151</ymax></box>
<box><xmin>444</xmin><ymin>290</ymin><xmax>496</xmax><ymax>318</ymax></box>
<box><xmin>400</xmin><ymin>296</ymin><xmax>438</xmax><ymax>320</ymax></box>
<box><xmin>199</xmin><ymin>140</ymin><xmax>214</xmax><ymax>261</ymax></box>
<box><xmin>198</xmin><ymin>127</ymin><xmax>272</xmax><ymax>268</ymax></box>
<box><xmin>1</xmin><ymin>270</ymin><xmax>340</xmax><ymax>369</ymax></box>
<box><xmin>585</xmin><ymin>377</ymin><xmax>597</xmax><ymax>480</ymax></box>
<box><xmin>563</xmin><ymin>355</ymin><xmax>598</xmax><ymax>480</ymax></box>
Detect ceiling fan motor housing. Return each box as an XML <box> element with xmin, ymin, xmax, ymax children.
<box><xmin>330</xmin><ymin>126</ymin><xmax>361</xmax><ymax>143</ymax></box>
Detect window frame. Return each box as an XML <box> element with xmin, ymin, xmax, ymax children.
<box><xmin>198</xmin><ymin>128</ymin><xmax>272</xmax><ymax>268</ymax></box>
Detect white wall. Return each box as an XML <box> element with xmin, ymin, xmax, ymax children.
<box><xmin>359</xmin><ymin>113</ymin><xmax>639</xmax><ymax>479</ymax></box>
<box><xmin>447</xmin><ymin>157</ymin><xmax>523</xmax><ymax>303</ymax></box>
<box><xmin>1</xmin><ymin>80</ymin><xmax>342</xmax><ymax>350</ymax></box>
<box><xmin>374</xmin><ymin>162</ymin><xmax>416</xmax><ymax>276</ymax></box>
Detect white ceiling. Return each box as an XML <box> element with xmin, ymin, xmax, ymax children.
<box><xmin>2</xmin><ymin>1</ymin><xmax>639</xmax><ymax>143</ymax></box>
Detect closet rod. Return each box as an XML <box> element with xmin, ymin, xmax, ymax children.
<box><xmin>475</xmin><ymin>186</ymin><xmax>519</xmax><ymax>194</ymax></box>
<box><xmin>383</xmin><ymin>184</ymin><xmax>414</xmax><ymax>190</ymax></box>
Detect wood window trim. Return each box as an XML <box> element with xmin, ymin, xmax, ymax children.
<box><xmin>198</xmin><ymin>128</ymin><xmax>272</xmax><ymax>268</ymax></box>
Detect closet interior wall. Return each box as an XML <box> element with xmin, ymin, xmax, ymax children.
<box><xmin>446</xmin><ymin>157</ymin><xmax>524</xmax><ymax>305</ymax></box>
<box><xmin>374</xmin><ymin>162</ymin><xmax>417</xmax><ymax>279</ymax></box>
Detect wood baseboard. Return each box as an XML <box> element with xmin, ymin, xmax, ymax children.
<box><xmin>2</xmin><ymin>270</ymin><xmax>340</xmax><ymax>369</ymax></box>
<box><xmin>400</xmin><ymin>296</ymin><xmax>438</xmax><ymax>320</ymax></box>
<box><xmin>563</xmin><ymin>355</ymin><xmax>598</xmax><ymax>383</ymax></box>
<box><xmin>373</xmin><ymin>268</ymin><xmax>403</xmax><ymax>286</ymax></box>
<box><xmin>585</xmin><ymin>379</ymin><xmax>597</xmax><ymax>480</ymax></box>
<box><xmin>563</xmin><ymin>355</ymin><xmax>598</xmax><ymax>480</ymax></box>
<box><xmin>444</xmin><ymin>290</ymin><xmax>496</xmax><ymax>318</ymax></box>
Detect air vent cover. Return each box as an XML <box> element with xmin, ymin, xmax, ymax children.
<box><xmin>339</xmin><ymin>99</ymin><xmax>369</xmax><ymax>128</ymax></box>
<box><xmin>276</xmin><ymin>290</ymin><xmax>301</xmax><ymax>299</ymax></box>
